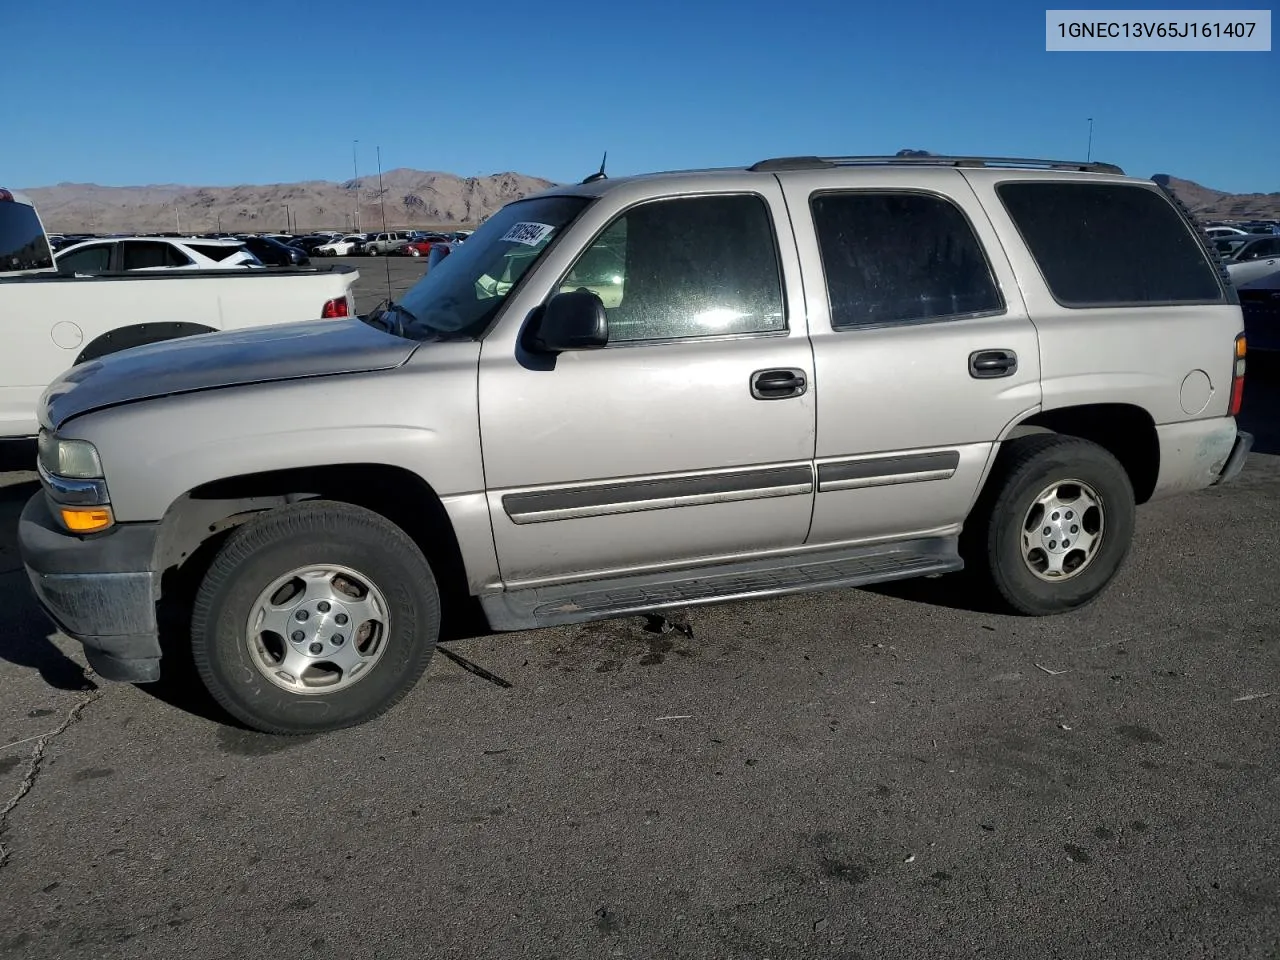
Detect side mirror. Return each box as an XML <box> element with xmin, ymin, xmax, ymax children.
<box><xmin>529</xmin><ymin>290</ymin><xmax>608</xmax><ymax>353</ymax></box>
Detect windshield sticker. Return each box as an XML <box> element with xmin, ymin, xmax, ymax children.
<box><xmin>501</xmin><ymin>222</ymin><xmax>555</xmax><ymax>246</ymax></box>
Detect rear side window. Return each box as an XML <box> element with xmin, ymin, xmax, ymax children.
<box><xmin>58</xmin><ymin>243</ymin><xmax>113</xmax><ymax>274</ymax></box>
<box><xmin>997</xmin><ymin>182</ymin><xmax>1225</xmax><ymax>306</ymax></box>
<box><xmin>0</xmin><ymin>201</ymin><xmax>54</xmax><ymax>272</ymax></box>
<box><xmin>810</xmin><ymin>191</ymin><xmax>1004</xmax><ymax>329</ymax></box>
<box><xmin>121</xmin><ymin>240</ymin><xmax>189</xmax><ymax>270</ymax></box>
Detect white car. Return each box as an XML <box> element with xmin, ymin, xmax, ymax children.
<box><xmin>56</xmin><ymin>236</ymin><xmax>261</xmax><ymax>274</ymax></box>
<box><xmin>1223</xmin><ymin>234</ymin><xmax>1280</xmax><ymax>286</ymax></box>
<box><xmin>1205</xmin><ymin>225</ymin><xmax>1249</xmax><ymax>238</ymax></box>
<box><xmin>316</xmin><ymin>235</ymin><xmax>366</xmax><ymax>257</ymax></box>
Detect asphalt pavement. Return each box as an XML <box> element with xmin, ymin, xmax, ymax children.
<box><xmin>0</xmin><ymin>312</ymin><xmax>1276</xmax><ymax>959</ymax></box>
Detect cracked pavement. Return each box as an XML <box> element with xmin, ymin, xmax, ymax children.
<box><xmin>0</xmin><ymin>322</ymin><xmax>1276</xmax><ymax>958</ymax></box>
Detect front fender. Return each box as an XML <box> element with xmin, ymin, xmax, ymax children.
<box><xmin>59</xmin><ymin>343</ymin><xmax>497</xmax><ymax>587</ymax></box>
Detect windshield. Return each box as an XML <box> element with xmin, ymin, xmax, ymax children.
<box><xmin>391</xmin><ymin>194</ymin><xmax>590</xmax><ymax>339</ymax></box>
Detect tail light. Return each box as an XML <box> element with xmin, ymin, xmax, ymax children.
<box><xmin>1229</xmin><ymin>333</ymin><xmax>1246</xmax><ymax>416</ymax></box>
<box><xmin>321</xmin><ymin>297</ymin><xmax>350</xmax><ymax>319</ymax></box>
<box><xmin>0</xmin><ymin>188</ymin><xmax>13</xmax><ymax>201</ymax></box>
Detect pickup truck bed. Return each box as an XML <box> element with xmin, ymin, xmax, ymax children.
<box><xmin>0</xmin><ymin>263</ymin><xmax>359</xmax><ymax>439</ymax></box>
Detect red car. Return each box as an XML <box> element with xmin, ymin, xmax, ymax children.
<box><xmin>397</xmin><ymin>234</ymin><xmax>452</xmax><ymax>257</ymax></box>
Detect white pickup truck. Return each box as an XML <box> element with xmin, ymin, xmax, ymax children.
<box><xmin>0</xmin><ymin>188</ymin><xmax>360</xmax><ymax>439</ymax></box>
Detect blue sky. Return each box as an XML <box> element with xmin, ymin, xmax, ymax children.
<box><xmin>5</xmin><ymin>0</ymin><xmax>1276</xmax><ymax>192</ymax></box>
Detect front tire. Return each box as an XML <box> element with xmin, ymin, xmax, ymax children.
<box><xmin>964</xmin><ymin>434</ymin><xmax>1136</xmax><ymax>616</ymax></box>
<box><xmin>190</xmin><ymin>501</ymin><xmax>440</xmax><ymax>734</ymax></box>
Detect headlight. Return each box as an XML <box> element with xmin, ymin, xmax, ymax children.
<box><xmin>38</xmin><ymin>430</ymin><xmax>104</xmax><ymax>479</ymax></box>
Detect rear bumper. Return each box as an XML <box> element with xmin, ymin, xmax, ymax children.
<box><xmin>1150</xmin><ymin>418</ymin><xmax>1249</xmax><ymax>501</ymax></box>
<box><xmin>1213</xmin><ymin>430</ymin><xmax>1253</xmax><ymax>486</ymax></box>
<box><xmin>17</xmin><ymin>494</ymin><xmax>163</xmax><ymax>682</ymax></box>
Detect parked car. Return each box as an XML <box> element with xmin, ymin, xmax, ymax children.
<box><xmin>398</xmin><ymin>234</ymin><xmax>453</xmax><ymax>257</ymax></box>
<box><xmin>56</xmin><ymin>237</ymin><xmax>262</xmax><ymax>274</ymax></box>
<box><xmin>316</xmin><ymin>235</ymin><xmax>366</xmax><ymax>257</ymax></box>
<box><xmin>363</xmin><ymin>231</ymin><xmax>410</xmax><ymax>256</ymax></box>
<box><xmin>1205</xmin><ymin>225</ymin><xmax>1249</xmax><ymax>238</ymax></box>
<box><xmin>0</xmin><ymin>188</ymin><xmax>358</xmax><ymax>438</ymax></box>
<box><xmin>290</xmin><ymin>235</ymin><xmax>341</xmax><ymax>256</ymax></box>
<box><xmin>16</xmin><ymin>154</ymin><xmax>1251</xmax><ymax>736</ymax></box>
<box><xmin>1220</xmin><ymin>234</ymin><xmax>1280</xmax><ymax>286</ymax></box>
<box><xmin>237</xmin><ymin>234</ymin><xmax>310</xmax><ymax>266</ymax></box>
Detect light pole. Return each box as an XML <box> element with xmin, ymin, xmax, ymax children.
<box><xmin>1086</xmin><ymin>118</ymin><xmax>1094</xmax><ymax>162</ymax></box>
<box><xmin>352</xmin><ymin>139</ymin><xmax>360</xmax><ymax>232</ymax></box>
<box><xmin>285</xmin><ymin>203</ymin><xmax>291</xmax><ymax>234</ymax></box>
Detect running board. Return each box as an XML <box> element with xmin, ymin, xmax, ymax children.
<box><xmin>480</xmin><ymin>536</ymin><xmax>963</xmax><ymax>631</ymax></box>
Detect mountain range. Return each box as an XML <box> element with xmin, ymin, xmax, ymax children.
<box><xmin>21</xmin><ymin>169</ymin><xmax>557</xmax><ymax>235</ymax></box>
<box><xmin>17</xmin><ymin>168</ymin><xmax>1278</xmax><ymax>235</ymax></box>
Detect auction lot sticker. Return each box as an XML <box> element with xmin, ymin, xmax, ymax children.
<box><xmin>502</xmin><ymin>222</ymin><xmax>556</xmax><ymax>246</ymax></box>
<box><xmin>1046</xmin><ymin>9</ymin><xmax>1271</xmax><ymax>50</ymax></box>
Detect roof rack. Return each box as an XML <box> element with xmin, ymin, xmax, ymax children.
<box><xmin>748</xmin><ymin>155</ymin><xmax>1125</xmax><ymax>175</ymax></box>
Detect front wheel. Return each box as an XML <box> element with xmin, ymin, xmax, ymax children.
<box><xmin>963</xmin><ymin>434</ymin><xmax>1136</xmax><ymax>616</ymax></box>
<box><xmin>190</xmin><ymin>501</ymin><xmax>440</xmax><ymax>734</ymax></box>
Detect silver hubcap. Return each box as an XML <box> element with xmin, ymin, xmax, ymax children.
<box><xmin>245</xmin><ymin>565</ymin><xmax>390</xmax><ymax>695</ymax></box>
<box><xmin>1020</xmin><ymin>479</ymin><xmax>1105</xmax><ymax>582</ymax></box>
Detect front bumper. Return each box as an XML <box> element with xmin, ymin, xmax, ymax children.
<box><xmin>17</xmin><ymin>493</ymin><xmax>163</xmax><ymax>682</ymax></box>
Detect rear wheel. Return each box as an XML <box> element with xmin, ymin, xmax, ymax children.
<box><xmin>191</xmin><ymin>501</ymin><xmax>440</xmax><ymax>734</ymax></box>
<box><xmin>963</xmin><ymin>434</ymin><xmax>1136</xmax><ymax>615</ymax></box>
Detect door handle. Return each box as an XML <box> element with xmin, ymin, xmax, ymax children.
<box><xmin>969</xmin><ymin>349</ymin><xmax>1018</xmax><ymax>379</ymax></box>
<box><xmin>751</xmin><ymin>368</ymin><xmax>808</xmax><ymax>400</ymax></box>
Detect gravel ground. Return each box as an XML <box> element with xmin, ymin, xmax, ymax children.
<box><xmin>0</xmin><ymin>341</ymin><xmax>1275</xmax><ymax>959</ymax></box>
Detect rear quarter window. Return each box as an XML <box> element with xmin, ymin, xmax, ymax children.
<box><xmin>997</xmin><ymin>181</ymin><xmax>1226</xmax><ymax>306</ymax></box>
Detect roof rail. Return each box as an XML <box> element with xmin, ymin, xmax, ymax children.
<box><xmin>748</xmin><ymin>155</ymin><xmax>1125</xmax><ymax>175</ymax></box>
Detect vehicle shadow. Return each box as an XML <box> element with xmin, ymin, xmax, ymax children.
<box><xmin>858</xmin><ymin>570</ymin><xmax>1007</xmax><ymax>614</ymax></box>
<box><xmin>0</xmin><ymin>479</ymin><xmax>99</xmax><ymax>692</ymax></box>
<box><xmin>1239</xmin><ymin>352</ymin><xmax>1280</xmax><ymax>456</ymax></box>
<box><xmin>0</xmin><ymin>439</ymin><xmax>37</xmax><ymax>474</ymax></box>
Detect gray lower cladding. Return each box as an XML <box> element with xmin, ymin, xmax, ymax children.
<box><xmin>482</xmin><ymin>535</ymin><xmax>963</xmax><ymax>630</ymax></box>
<box><xmin>817</xmin><ymin>450</ymin><xmax>960</xmax><ymax>492</ymax></box>
<box><xmin>502</xmin><ymin>464</ymin><xmax>814</xmax><ymax>524</ymax></box>
<box><xmin>27</xmin><ymin>569</ymin><xmax>159</xmax><ymax>640</ymax></box>
<box><xmin>18</xmin><ymin>493</ymin><xmax>163</xmax><ymax>670</ymax></box>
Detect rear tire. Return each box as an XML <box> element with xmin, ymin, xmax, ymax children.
<box><xmin>962</xmin><ymin>434</ymin><xmax>1135</xmax><ymax>616</ymax></box>
<box><xmin>190</xmin><ymin>501</ymin><xmax>440</xmax><ymax>734</ymax></box>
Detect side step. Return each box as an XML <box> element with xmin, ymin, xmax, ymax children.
<box><xmin>480</xmin><ymin>536</ymin><xmax>963</xmax><ymax>631</ymax></box>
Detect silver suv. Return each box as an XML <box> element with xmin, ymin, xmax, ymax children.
<box><xmin>19</xmin><ymin>154</ymin><xmax>1253</xmax><ymax>735</ymax></box>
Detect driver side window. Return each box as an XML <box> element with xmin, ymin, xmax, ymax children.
<box><xmin>560</xmin><ymin>194</ymin><xmax>787</xmax><ymax>344</ymax></box>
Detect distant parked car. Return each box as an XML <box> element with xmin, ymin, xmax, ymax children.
<box><xmin>237</xmin><ymin>234</ymin><xmax>310</xmax><ymax>266</ymax></box>
<box><xmin>56</xmin><ymin>237</ymin><xmax>262</xmax><ymax>274</ymax></box>
<box><xmin>398</xmin><ymin>234</ymin><xmax>453</xmax><ymax>257</ymax></box>
<box><xmin>1205</xmin><ymin>225</ymin><xmax>1249</xmax><ymax>238</ymax></box>
<box><xmin>290</xmin><ymin>234</ymin><xmax>341</xmax><ymax>255</ymax></box>
<box><xmin>316</xmin><ymin>234</ymin><xmax>366</xmax><ymax>257</ymax></box>
<box><xmin>364</xmin><ymin>231</ymin><xmax>410</xmax><ymax>256</ymax></box>
<box><xmin>1220</xmin><ymin>235</ymin><xmax>1280</xmax><ymax>286</ymax></box>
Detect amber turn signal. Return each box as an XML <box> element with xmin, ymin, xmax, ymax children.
<box><xmin>60</xmin><ymin>506</ymin><xmax>113</xmax><ymax>533</ymax></box>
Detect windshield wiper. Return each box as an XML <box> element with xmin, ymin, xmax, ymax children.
<box><xmin>365</xmin><ymin>299</ymin><xmax>418</xmax><ymax>337</ymax></box>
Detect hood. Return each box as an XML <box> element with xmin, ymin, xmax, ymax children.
<box><xmin>42</xmin><ymin>318</ymin><xmax>419</xmax><ymax>430</ymax></box>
